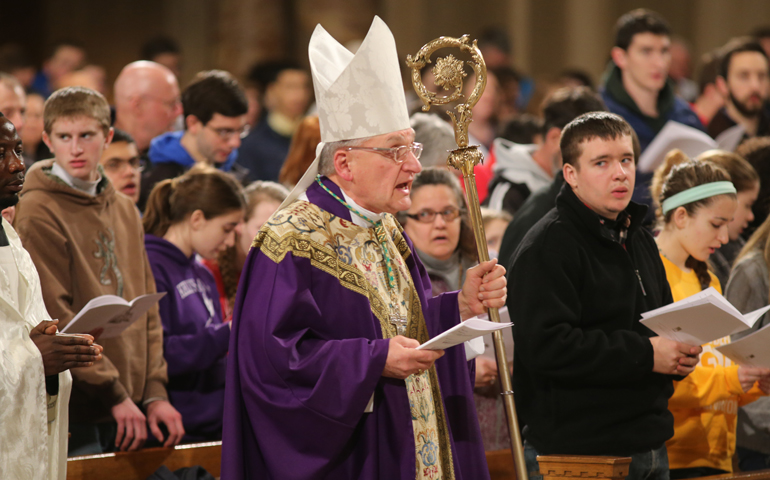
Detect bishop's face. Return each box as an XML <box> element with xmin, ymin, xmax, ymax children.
<box><xmin>345</xmin><ymin>128</ymin><xmax>422</xmax><ymax>215</ymax></box>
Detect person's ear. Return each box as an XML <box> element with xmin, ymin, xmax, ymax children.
<box><xmin>715</xmin><ymin>76</ymin><xmax>729</xmax><ymax>98</ymax></box>
<box><xmin>563</xmin><ymin>162</ymin><xmax>579</xmax><ymax>190</ymax></box>
<box><xmin>42</xmin><ymin>131</ymin><xmax>52</xmax><ymax>151</ymax></box>
<box><xmin>185</xmin><ymin>115</ymin><xmax>203</xmax><ymax>134</ymax></box>
<box><xmin>189</xmin><ymin>209</ymin><xmax>206</xmax><ymax>230</ymax></box>
<box><xmin>334</xmin><ymin>149</ymin><xmax>354</xmax><ymax>182</ymax></box>
<box><xmin>610</xmin><ymin>47</ymin><xmax>628</xmax><ymax>70</ymax></box>
<box><xmin>672</xmin><ymin>206</ymin><xmax>689</xmax><ymax>230</ymax></box>
<box><xmin>104</xmin><ymin>127</ymin><xmax>114</xmax><ymax>147</ymax></box>
<box><xmin>129</xmin><ymin>94</ymin><xmax>143</xmax><ymax>115</ymax></box>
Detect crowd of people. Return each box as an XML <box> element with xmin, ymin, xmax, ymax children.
<box><xmin>2</xmin><ymin>7</ymin><xmax>770</xmax><ymax>480</ymax></box>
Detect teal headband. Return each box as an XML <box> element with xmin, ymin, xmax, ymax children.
<box><xmin>661</xmin><ymin>181</ymin><xmax>737</xmax><ymax>215</ymax></box>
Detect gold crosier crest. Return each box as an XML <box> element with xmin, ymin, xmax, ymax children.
<box><xmin>407</xmin><ymin>35</ymin><xmax>527</xmax><ymax>479</ymax></box>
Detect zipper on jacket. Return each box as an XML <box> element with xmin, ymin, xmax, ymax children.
<box><xmin>635</xmin><ymin>269</ymin><xmax>647</xmax><ymax>296</ymax></box>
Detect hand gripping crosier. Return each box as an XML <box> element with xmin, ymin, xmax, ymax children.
<box><xmin>407</xmin><ymin>35</ymin><xmax>527</xmax><ymax>478</ymax></box>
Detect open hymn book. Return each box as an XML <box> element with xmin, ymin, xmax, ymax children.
<box><xmin>640</xmin><ymin>287</ymin><xmax>770</xmax><ymax>346</ymax></box>
<box><xmin>60</xmin><ymin>293</ymin><xmax>166</xmax><ymax>339</ymax></box>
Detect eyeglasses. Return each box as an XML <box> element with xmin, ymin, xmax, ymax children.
<box><xmin>207</xmin><ymin>124</ymin><xmax>250</xmax><ymax>141</ymax></box>
<box><xmin>345</xmin><ymin>142</ymin><xmax>423</xmax><ymax>164</ymax></box>
<box><xmin>103</xmin><ymin>157</ymin><xmax>145</xmax><ymax>173</ymax></box>
<box><xmin>405</xmin><ymin>207</ymin><xmax>463</xmax><ymax>223</ymax></box>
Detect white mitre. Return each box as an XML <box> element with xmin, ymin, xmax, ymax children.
<box><xmin>279</xmin><ymin>15</ymin><xmax>411</xmax><ymax>209</ymax></box>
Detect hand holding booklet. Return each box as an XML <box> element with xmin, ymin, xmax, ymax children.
<box><xmin>60</xmin><ymin>293</ymin><xmax>166</xmax><ymax>339</ymax></box>
<box><xmin>640</xmin><ymin>287</ymin><xmax>770</xmax><ymax>346</ymax></box>
<box><xmin>417</xmin><ymin>315</ymin><xmax>513</xmax><ymax>351</ymax></box>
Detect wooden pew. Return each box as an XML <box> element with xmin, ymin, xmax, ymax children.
<box><xmin>68</xmin><ymin>445</ymin><xmax>770</xmax><ymax>480</ymax></box>
<box><xmin>66</xmin><ymin>441</ymin><xmax>221</xmax><ymax>480</ymax></box>
<box><xmin>485</xmin><ymin>449</ymin><xmax>770</xmax><ymax>480</ymax></box>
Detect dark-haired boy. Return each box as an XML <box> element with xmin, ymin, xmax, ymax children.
<box><xmin>140</xmin><ymin>69</ymin><xmax>248</xmax><ymax>210</ymax></box>
<box><xmin>601</xmin><ymin>9</ymin><xmax>703</xmax><ymax>215</ymax></box>
<box><xmin>15</xmin><ymin>86</ymin><xmax>184</xmax><ymax>454</ymax></box>
<box><xmin>709</xmin><ymin>37</ymin><xmax>770</xmax><ymax>140</ymax></box>
<box><xmin>508</xmin><ymin>112</ymin><xmax>702</xmax><ymax>480</ymax></box>
<box><xmin>100</xmin><ymin>129</ymin><xmax>142</xmax><ymax>204</ymax></box>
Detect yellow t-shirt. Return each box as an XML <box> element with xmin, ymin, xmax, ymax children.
<box><xmin>660</xmin><ymin>254</ymin><xmax>763</xmax><ymax>472</ymax></box>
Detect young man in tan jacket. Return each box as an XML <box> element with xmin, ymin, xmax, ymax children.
<box><xmin>15</xmin><ymin>86</ymin><xmax>184</xmax><ymax>454</ymax></box>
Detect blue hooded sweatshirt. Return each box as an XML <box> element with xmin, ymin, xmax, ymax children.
<box><xmin>148</xmin><ymin>131</ymin><xmax>239</xmax><ymax>172</ymax></box>
<box><xmin>145</xmin><ymin>233</ymin><xmax>230</xmax><ymax>442</ymax></box>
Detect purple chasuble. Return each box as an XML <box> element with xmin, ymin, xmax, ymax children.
<box><xmin>221</xmin><ymin>177</ymin><xmax>489</xmax><ymax>480</ymax></box>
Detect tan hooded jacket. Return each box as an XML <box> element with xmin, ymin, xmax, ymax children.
<box><xmin>14</xmin><ymin>160</ymin><xmax>168</xmax><ymax>423</ymax></box>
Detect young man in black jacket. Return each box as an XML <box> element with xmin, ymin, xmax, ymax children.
<box><xmin>508</xmin><ymin>112</ymin><xmax>702</xmax><ymax>480</ymax></box>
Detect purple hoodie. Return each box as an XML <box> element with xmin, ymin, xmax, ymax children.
<box><xmin>145</xmin><ymin>234</ymin><xmax>230</xmax><ymax>442</ymax></box>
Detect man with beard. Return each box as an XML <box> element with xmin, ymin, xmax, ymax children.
<box><xmin>0</xmin><ymin>112</ymin><xmax>102</xmax><ymax>479</ymax></box>
<box><xmin>710</xmin><ymin>37</ymin><xmax>770</xmax><ymax>140</ymax></box>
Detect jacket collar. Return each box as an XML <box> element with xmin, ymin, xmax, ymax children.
<box><xmin>603</xmin><ymin>63</ymin><xmax>676</xmax><ymax>131</ymax></box>
<box><xmin>556</xmin><ymin>182</ymin><xmax>647</xmax><ymax>244</ymax></box>
<box><xmin>305</xmin><ymin>176</ymin><xmax>353</xmax><ymax>222</ymax></box>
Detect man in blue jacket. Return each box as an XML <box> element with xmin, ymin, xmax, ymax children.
<box><xmin>140</xmin><ymin>70</ymin><xmax>248</xmax><ymax>211</ymax></box>
<box><xmin>601</xmin><ymin>9</ymin><xmax>703</xmax><ymax>216</ymax></box>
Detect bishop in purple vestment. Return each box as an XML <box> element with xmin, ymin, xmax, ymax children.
<box><xmin>221</xmin><ymin>16</ymin><xmax>507</xmax><ymax>480</ymax></box>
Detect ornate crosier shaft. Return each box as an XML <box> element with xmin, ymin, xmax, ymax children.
<box><xmin>407</xmin><ymin>35</ymin><xmax>528</xmax><ymax>480</ymax></box>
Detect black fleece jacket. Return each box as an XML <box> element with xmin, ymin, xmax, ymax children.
<box><xmin>508</xmin><ymin>183</ymin><xmax>676</xmax><ymax>456</ymax></box>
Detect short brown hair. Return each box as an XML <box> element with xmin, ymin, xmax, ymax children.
<box><xmin>541</xmin><ymin>86</ymin><xmax>606</xmax><ymax>134</ymax></box>
<box><xmin>560</xmin><ymin>112</ymin><xmax>635</xmax><ymax>169</ymax></box>
<box><xmin>43</xmin><ymin>86</ymin><xmax>111</xmax><ymax>135</ymax></box>
<box><xmin>718</xmin><ymin>36</ymin><xmax>768</xmax><ymax>79</ymax></box>
<box><xmin>614</xmin><ymin>9</ymin><xmax>670</xmax><ymax>50</ymax></box>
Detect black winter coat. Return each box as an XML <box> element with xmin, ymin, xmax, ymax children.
<box><xmin>508</xmin><ymin>183</ymin><xmax>676</xmax><ymax>456</ymax></box>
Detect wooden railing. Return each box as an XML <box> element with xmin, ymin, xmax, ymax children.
<box><xmin>66</xmin><ymin>441</ymin><xmax>221</xmax><ymax>480</ymax></box>
<box><xmin>65</xmin><ymin>443</ymin><xmax>770</xmax><ymax>480</ymax></box>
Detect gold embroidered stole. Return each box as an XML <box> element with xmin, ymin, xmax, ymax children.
<box><xmin>254</xmin><ymin>200</ymin><xmax>455</xmax><ymax>480</ymax></box>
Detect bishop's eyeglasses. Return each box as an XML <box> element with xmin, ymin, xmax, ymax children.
<box><xmin>404</xmin><ymin>207</ymin><xmax>464</xmax><ymax>223</ymax></box>
<box><xmin>345</xmin><ymin>142</ymin><xmax>423</xmax><ymax>164</ymax></box>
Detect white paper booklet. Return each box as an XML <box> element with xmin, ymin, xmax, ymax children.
<box><xmin>640</xmin><ymin>287</ymin><xmax>769</xmax><ymax>345</ymax></box>
<box><xmin>716</xmin><ymin>323</ymin><xmax>770</xmax><ymax>368</ymax></box>
<box><xmin>637</xmin><ymin>121</ymin><xmax>717</xmax><ymax>173</ymax></box>
<box><xmin>477</xmin><ymin>307</ymin><xmax>514</xmax><ymax>363</ymax></box>
<box><xmin>417</xmin><ymin>316</ymin><xmax>513</xmax><ymax>351</ymax></box>
<box><xmin>61</xmin><ymin>292</ymin><xmax>167</xmax><ymax>339</ymax></box>
<box><xmin>714</xmin><ymin>124</ymin><xmax>746</xmax><ymax>153</ymax></box>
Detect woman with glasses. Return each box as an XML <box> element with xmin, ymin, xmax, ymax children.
<box><xmin>398</xmin><ymin>167</ymin><xmax>510</xmax><ymax>451</ymax></box>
